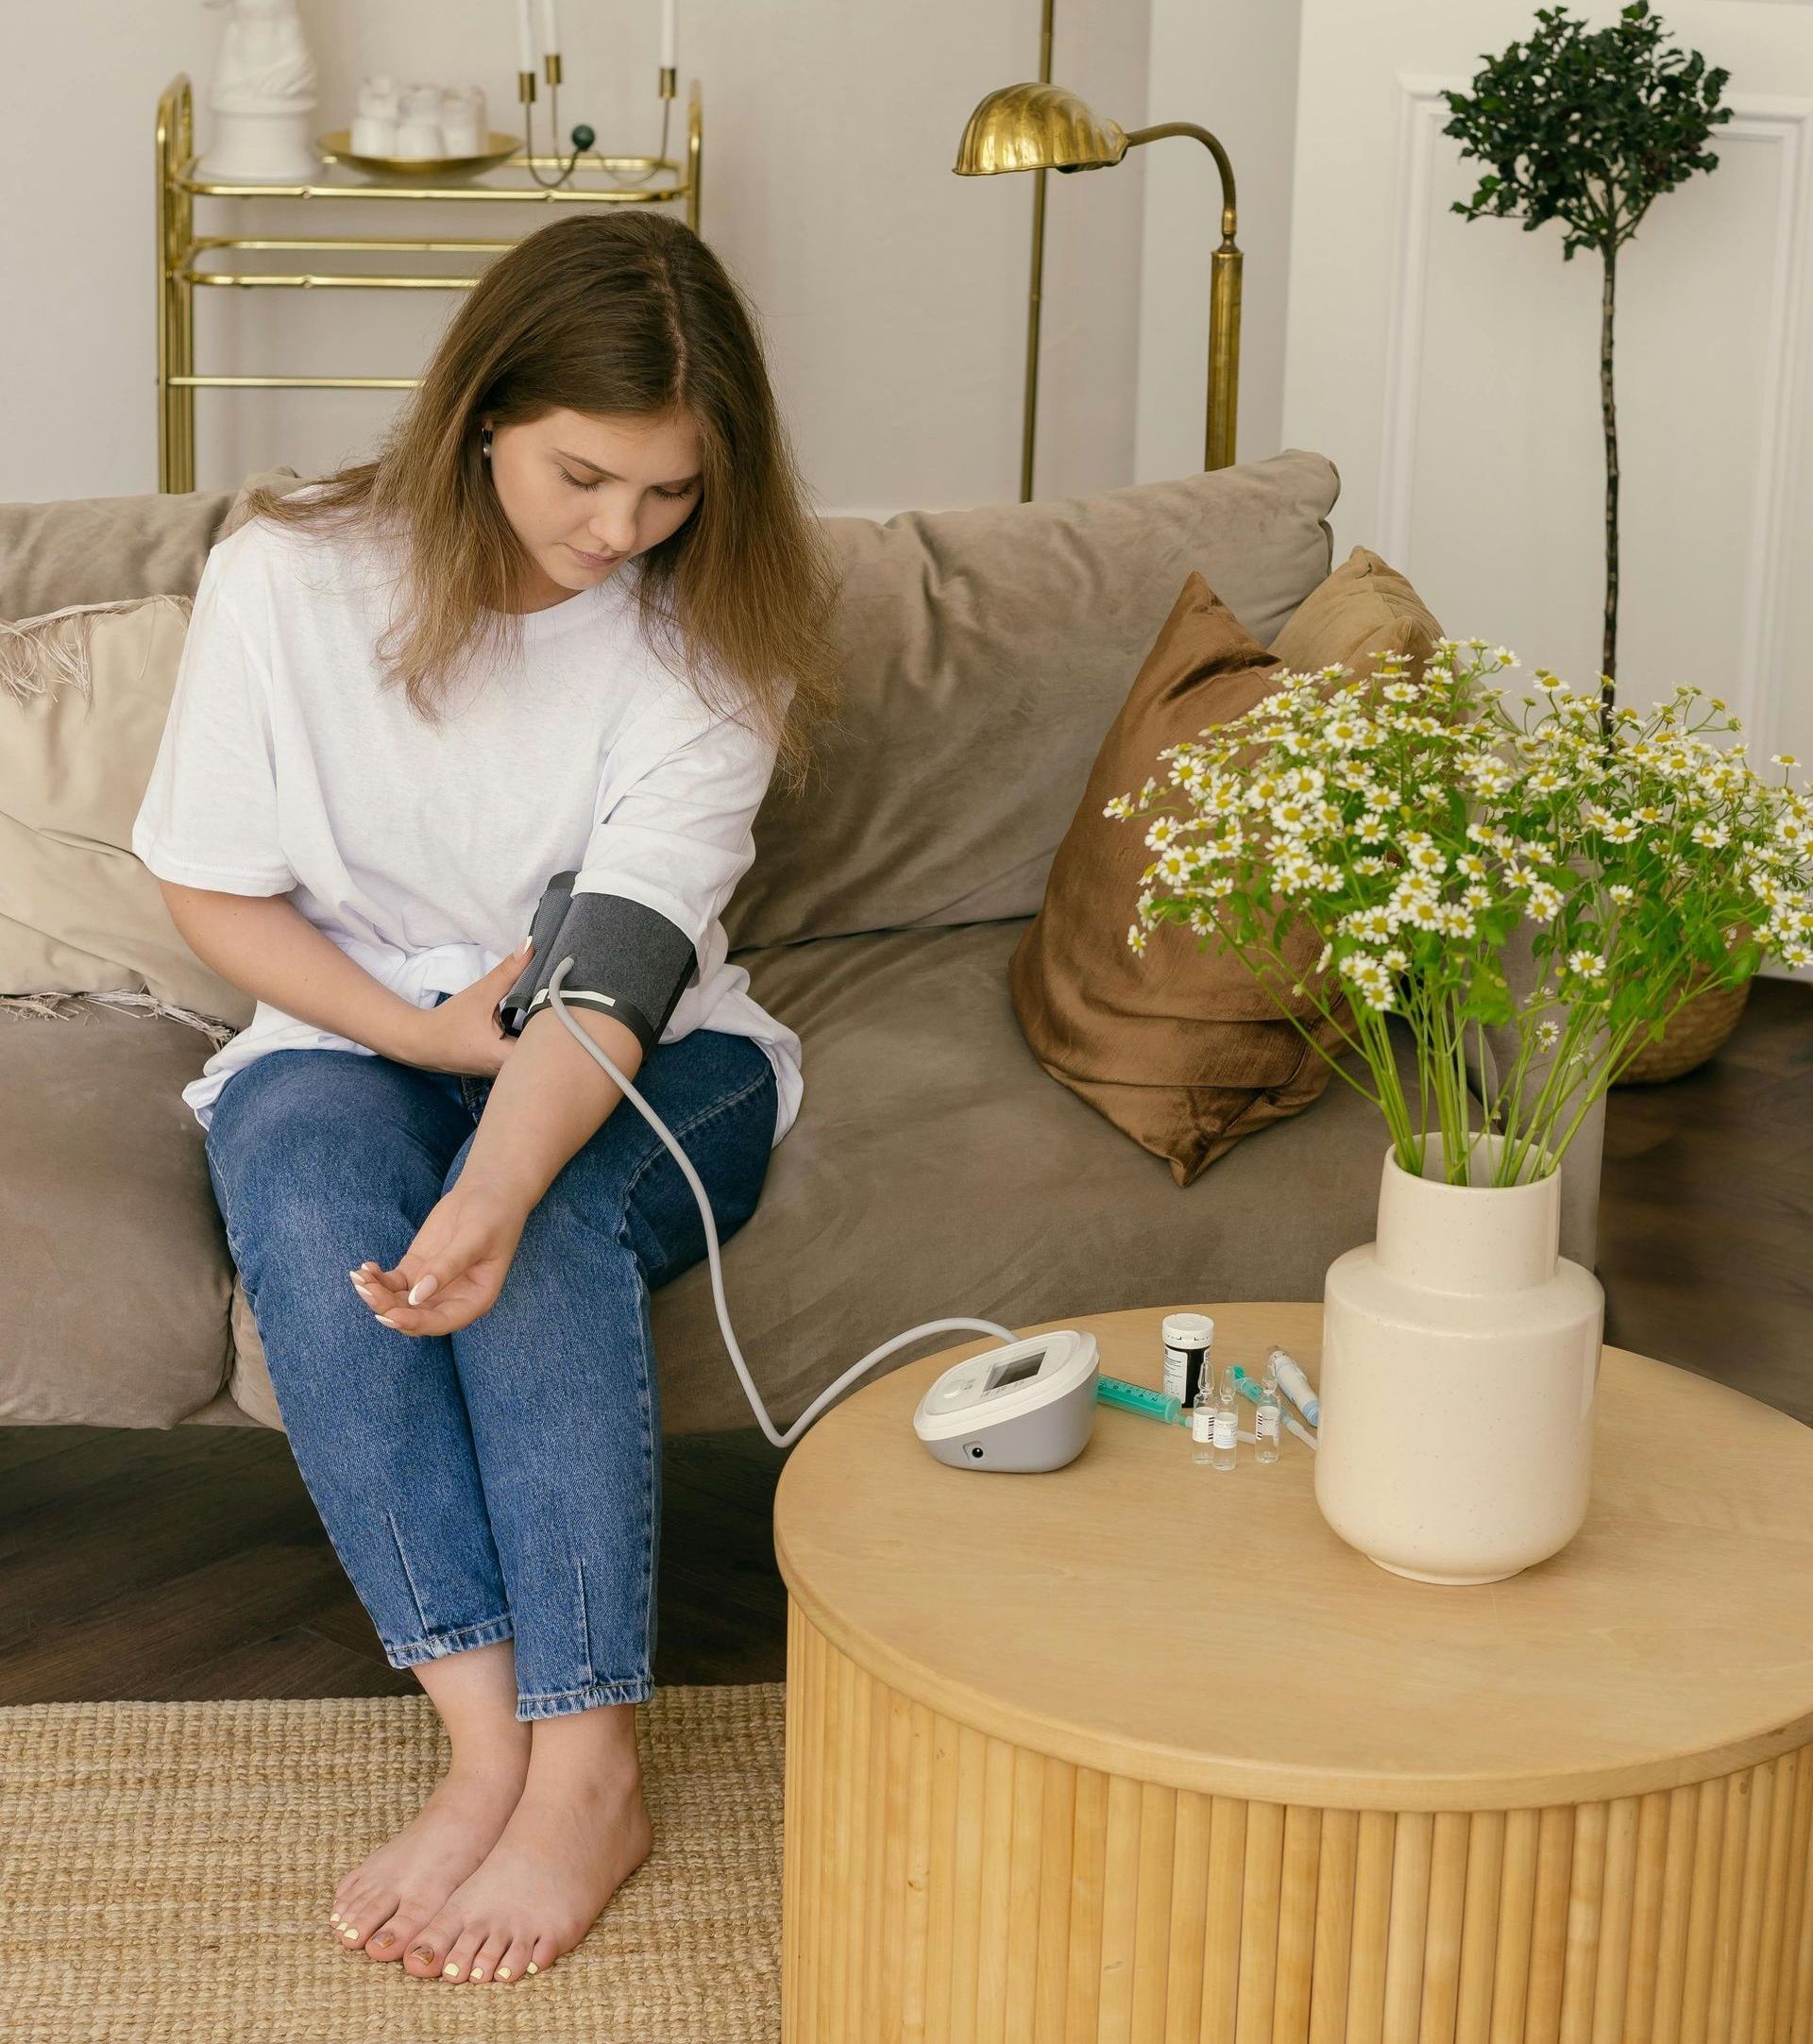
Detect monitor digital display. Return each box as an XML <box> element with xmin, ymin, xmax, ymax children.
<box><xmin>990</xmin><ymin>1351</ymin><xmax>1044</xmax><ymax>1392</ymax></box>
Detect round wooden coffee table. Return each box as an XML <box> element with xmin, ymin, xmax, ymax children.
<box><xmin>773</xmin><ymin>1301</ymin><xmax>1813</xmax><ymax>2043</ymax></box>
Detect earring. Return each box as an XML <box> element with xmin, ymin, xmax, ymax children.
<box><xmin>481</xmin><ymin>425</ymin><xmax>493</xmax><ymax>461</ymax></box>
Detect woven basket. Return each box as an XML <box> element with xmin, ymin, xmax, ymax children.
<box><xmin>1614</xmin><ymin>970</ymin><xmax>1753</xmax><ymax>1086</ymax></box>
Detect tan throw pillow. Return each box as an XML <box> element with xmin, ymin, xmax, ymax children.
<box><xmin>0</xmin><ymin>595</ymin><xmax>255</xmax><ymax>1029</ymax></box>
<box><xmin>1008</xmin><ymin>572</ymin><xmax>1352</xmax><ymax>1187</ymax></box>
<box><xmin>1269</xmin><ymin>543</ymin><xmax>1442</xmax><ymax>678</ymax></box>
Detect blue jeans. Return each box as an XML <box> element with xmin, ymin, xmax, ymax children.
<box><xmin>202</xmin><ymin>997</ymin><xmax>778</xmax><ymax>1720</ymax></box>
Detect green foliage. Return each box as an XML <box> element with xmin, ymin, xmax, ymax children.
<box><xmin>1442</xmin><ymin>2</ymin><xmax>1731</xmax><ymax>262</ymax></box>
<box><xmin>1104</xmin><ymin>644</ymin><xmax>1812</xmax><ymax>1185</ymax></box>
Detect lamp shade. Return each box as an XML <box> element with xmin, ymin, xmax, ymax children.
<box><xmin>953</xmin><ymin>82</ymin><xmax>1128</xmax><ymax>177</ymax></box>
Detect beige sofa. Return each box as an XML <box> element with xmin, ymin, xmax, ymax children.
<box><xmin>0</xmin><ymin>450</ymin><xmax>1602</xmax><ymax>1438</ymax></box>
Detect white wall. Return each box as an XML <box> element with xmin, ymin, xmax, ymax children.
<box><xmin>1281</xmin><ymin>0</ymin><xmax>1813</xmax><ymax>785</ymax></box>
<box><xmin>0</xmin><ymin>0</ymin><xmax>1157</xmax><ymax>516</ymax></box>
<box><xmin>1137</xmin><ymin>0</ymin><xmax>1304</xmax><ymax>476</ymax></box>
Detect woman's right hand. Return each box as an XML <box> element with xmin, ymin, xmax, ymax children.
<box><xmin>401</xmin><ymin>940</ymin><xmax>534</xmax><ymax>1077</ymax></box>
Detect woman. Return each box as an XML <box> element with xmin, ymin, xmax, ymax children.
<box><xmin>129</xmin><ymin>210</ymin><xmax>840</xmax><ymax>1985</ymax></box>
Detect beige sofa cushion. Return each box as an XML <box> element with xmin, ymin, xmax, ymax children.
<box><xmin>721</xmin><ymin>449</ymin><xmax>1341</xmax><ymax>949</ymax></box>
<box><xmin>0</xmin><ymin>595</ymin><xmax>254</xmax><ymax>1026</ymax></box>
<box><xmin>0</xmin><ymin>487</ymin><xmax>240</xmax><ymax>622</ymax></box>
<box><xmin>0</xmin><ymin>1002</ymin><xmax>235</xmax><ymax>1426</ymax></box>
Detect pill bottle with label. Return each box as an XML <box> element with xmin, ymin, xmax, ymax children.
<box><xmin>1161</xmin><ymin>1312</ymin><xmax>1215</xmax><ymax>1411</ymax></box>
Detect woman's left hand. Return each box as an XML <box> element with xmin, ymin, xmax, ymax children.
<box><xmin>349</xmin><ymin>1179</ymin><xmax>530</xmax><ymax>1338</ymax></box>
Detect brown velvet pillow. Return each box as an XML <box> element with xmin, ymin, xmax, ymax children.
<box><xmin>1008</xmin><ymin>572</ymin><xmax>1352</xmax><ymax>1187</ymax></box>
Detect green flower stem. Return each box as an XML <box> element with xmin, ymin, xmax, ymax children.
<box><xmin>1198</xmin><ymin>908</ymin><xmax>1423</xmax><ymax>1159</ymax></box>
<box><xmin>1502</xmin><ymin>999</ymin><xmax>1598</xmax><ymax>1184</ymax></box>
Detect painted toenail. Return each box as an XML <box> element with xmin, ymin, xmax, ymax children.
<box><xmin>330</xmin><ymin>1912</ymin><xmax>341</xmax><ymax>1923</ymax></box>
<box><xmin>525</xmin><ymin>1961</ymin><xmax>537</xmax><ymax>1974</ymax></box>
<box><xmin>343</xmin><ymin>1927</ymin><xmax>360</xmax><ymax>1940</ymax></box>
<box><xmin>471</xmin><ymin>1968</ymin><xmax>485</xmax><ymax>1981</ymax></box>
<box><xmin>497</xmin><ymin>1966</ymin><xmax>512</xmax><ymax>1980</ymax></box>
<box><xmin>444</xmin><ymin>1962</ymin><xmax>460</xmax><ymax>1977</ymax></box>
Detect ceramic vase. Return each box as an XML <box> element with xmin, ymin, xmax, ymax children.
<box><xmin>1315</xmin><ymin>1133</ymin><xmax>1603</xmax><ymax>1585</ymax></box>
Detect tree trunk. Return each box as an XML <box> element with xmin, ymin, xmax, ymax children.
<box><xmin>1600</xmin><ymin>242</ymin><xmax>1618</xmax><ymax>736</ymax></box>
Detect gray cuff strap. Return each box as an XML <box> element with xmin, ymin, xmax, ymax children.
<box><xmin>499</xmin><ymin>875</ymin><xmax>700</xmax><ymax>1059</ymax></box>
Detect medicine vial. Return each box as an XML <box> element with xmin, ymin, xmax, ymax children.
<box><xmin>1211</xmin><ymin>1407</ymin><xmax>1238</xmax><ymax>1472</ymax></box>
<box><xmin>1255</xmin><ymin>1394</ymin><xmax>1280</xmax><ymax>1464</ymax></box>
<box><xmin>1161</xmin><ymin>1312</ymin><xmax>1215</xmax><ymax>1411</ymax></box>
<box><xmin>1191</xmin><ymin>1381</ymin><xmax>1216</xmax><ymax>1466</ymax></box>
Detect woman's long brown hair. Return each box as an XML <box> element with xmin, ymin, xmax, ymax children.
<box><xmin>239</xmin><ymin>209</ymin><xmax>841</xmax><ymax>798</ymax></box>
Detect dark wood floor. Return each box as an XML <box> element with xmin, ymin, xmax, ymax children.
<box><xmin>3</xmin><ymin>978</ymin><xmax>1807</xmax><ymax>1706</ymax></box>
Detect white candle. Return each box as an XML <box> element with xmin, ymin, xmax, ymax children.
<box><xmin>661</xmin><ymin>0</ymin><xmax>677</xmax><ymax>69</ymax></box>
<box><xmin>540</xmin><ymin>0</ymin><xmax>559</xmax><ymax>56</ymax></box>
<box><xmin>516</xmin><ymin>0</ymin><xmax>536</xmax><ymax>74</ymax></box>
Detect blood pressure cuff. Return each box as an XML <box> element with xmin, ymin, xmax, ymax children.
<box><xmin>496</xmin><ymin>870</ymin><xmax>700</xmax><ymax>1058</ymax></box>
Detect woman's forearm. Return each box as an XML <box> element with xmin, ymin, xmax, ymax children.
<box><xmin>460</xmin><ymin>1005</ymin><xmax>647</xmax><ymax>1212</ymax></box>
<box><xmin>159</xmin><ymin>883</ymin><xmax>430</xmax><ymax>1064</ymax></box>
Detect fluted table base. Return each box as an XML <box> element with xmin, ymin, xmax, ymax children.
<box><xmin>782</xmin><ymin>1606</ymin><xmax>1813</xmax><ymax>2044</ymax></box>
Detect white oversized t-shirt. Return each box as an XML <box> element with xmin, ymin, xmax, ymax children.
<box><xmin>130</xmin><ymin>492</ymin><xmax>803</xmax><ymax>1144</ymax></box>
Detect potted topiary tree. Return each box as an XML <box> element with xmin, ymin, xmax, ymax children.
<box><xmin>1443</xmin><ymin>1</ymin><xmax>1738</xmax><ymax>1081</ymax></box>
<box><xmin>1443</xmin><ymin>1</ymin><xmax>1731</xmax><ymax>724</ymax></box>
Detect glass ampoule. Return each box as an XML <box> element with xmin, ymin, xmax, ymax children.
<box><xmin>1217</xmin><ymin>1360</ymin><xmax>1237</xmax><ymax>1409</ymax></box>
<box><xmin>1254</xmin><ymin>1389</ymin><xmax>1281</xmax><ymax>1464</ymax></box>
<box><xmin>1191</xmin><ymin>1378</ymin><xmax>1216</xmax><ymax>1466</ymax></box>
<box><xmin>1211</xmin><ymin>1406</ymin><xmax>1238</xmax><ymax>1473</ymax></box>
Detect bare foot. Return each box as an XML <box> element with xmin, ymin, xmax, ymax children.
<box><xmin>330</xmin><ymin>1755</ymin><xmax>529</xmax><ymax>1963</ymax></box>
<box><xmin>400</xmin><ymin>1764</ymin><xmax>653</xmax><ymax>1983</ymax></box>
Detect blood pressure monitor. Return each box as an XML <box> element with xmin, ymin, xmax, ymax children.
<box><xmin>911</xmin><ymin>1328</ymin><xmax>1100</xmax><ymax>1473</ymax></box>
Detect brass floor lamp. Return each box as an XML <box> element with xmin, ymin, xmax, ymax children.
<box><xmin>953</xmin><ymin>77</ymin><xmax>1242</xmax><ymax>498</ymax></box>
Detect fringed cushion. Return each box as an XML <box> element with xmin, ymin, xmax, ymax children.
<box><xmin>0</xmin><ymin>595</ymin><xmax>252</xmax><ymax>1039</ymax></box>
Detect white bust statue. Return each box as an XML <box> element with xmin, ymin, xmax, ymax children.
<box><xmin>198</xmin><ymin>0</ymin><xmax>321</xmax><ymax>179</ymax></box>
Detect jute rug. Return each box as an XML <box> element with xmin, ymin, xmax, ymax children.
<box><xmin>0</xmin><ymin>1682</ymin><xmax>786</xmax><ymax>2043</ymax></box>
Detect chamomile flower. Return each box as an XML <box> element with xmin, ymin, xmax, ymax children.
<box><xmin>1343</xmin><ymin>954</ymin><xmax>1395</xmax><ymax>1009</ymax></box>
<box><xmin>1343</xmin><ymin>904</ymin><xmax>1397</xmax><ymax>943</ymax></box>
<box><xmin>1274</xmin><ymin>851</ymin><xmax>1317</xmax><ymax>894</ymax></box>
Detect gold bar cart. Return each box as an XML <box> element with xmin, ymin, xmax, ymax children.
<box><xmin>154</xmin><ymin>73</ymin><xmax>703</xmax><ymax>493</ymax></box>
